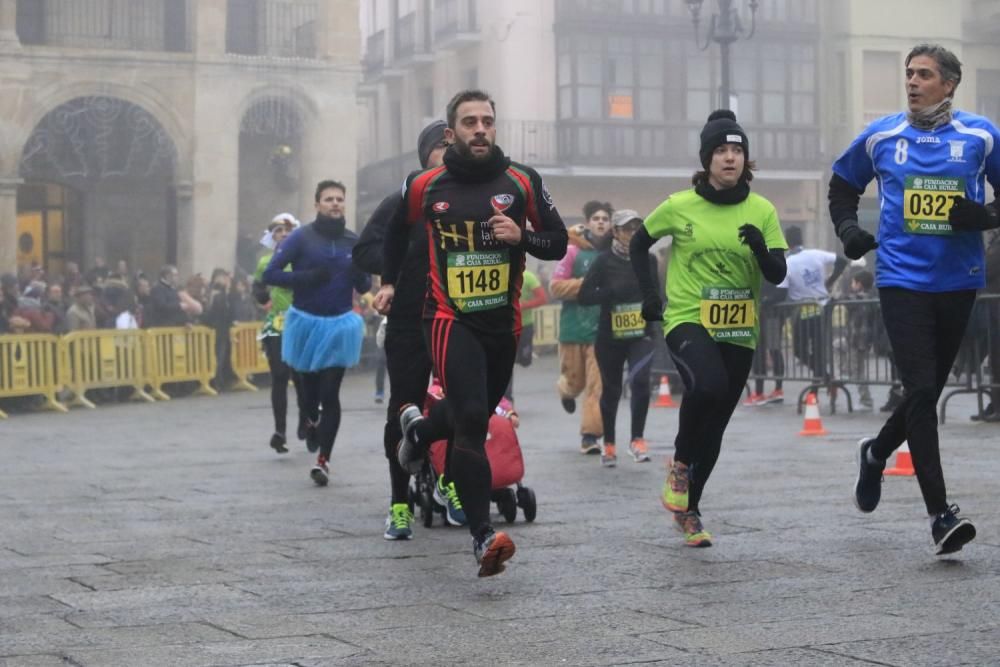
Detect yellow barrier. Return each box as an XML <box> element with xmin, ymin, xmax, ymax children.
<box><xmin>146</xmin><ymin>326</ymin><xmax>217</xmax><ymax>400</ymax></box>
<box><xmin>230</xmin><ymin>322</ymin><xmax>270</xmax><ymax>392</ymax></box>
<box><xmin>0</xmin><ymin>333</ymin><xmax>67</xmax><ymax>418</ymax></box>
<box><xmin>532</xmin><ymin>304</ymin><xmax>561</xmax><ymax>348</ymax></box>
<box><xmin>60</xmin><ymin>330</ymin><xmax>155</xmax><ymax>408</ymax></box>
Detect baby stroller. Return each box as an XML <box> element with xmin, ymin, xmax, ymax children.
<box><xmin>410</xmin><ymin>384</ymin><xmax>537</xmax><ymax>527</ymax></box>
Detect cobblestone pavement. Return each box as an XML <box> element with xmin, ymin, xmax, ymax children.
<box><xmin>1</xmin><ymin>355</ymin><xmax>998</xmax><ymax>666</ymax></box>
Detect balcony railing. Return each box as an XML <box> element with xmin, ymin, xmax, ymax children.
<box><xmin>226</xmin><ymin>0</ymin><xmax>318</xmax><ymax>59</ymax></box>
<box><xmin>359</xmin><ymin>120</ymin><xmax>823</xmax><ymax>201</ymax></box>
<box><xmin>15</xmin><ymin>0</ymin><xmax>191</xmax><ymax>52</ymax></box>
<box><xmin>364</xmin><ymin>29</ymin><xmax>386</xmax><ymax>74</ymax></box>
<box><xmin>433</xmin><ymin>0</ymin><xmax>478</xmax><ymax>42</ymax></box>
<box><xmin>395</xmin><ymin>12</ymin><xmax>417</xmax><ymax>60</ymax></box>
<box><xmin>556</xmin><ymin>120</ymin><xmax>823</xmax><ymax>171</ymax></box>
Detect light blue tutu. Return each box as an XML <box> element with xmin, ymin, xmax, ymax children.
<box><xmin>281</xmin><ymin>307</ymin><xmax>364</xmax><ymax>372</ymax></box>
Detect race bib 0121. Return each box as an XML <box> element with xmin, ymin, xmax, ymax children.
<box><xmin>699</xmin><ymin>286</ymin><xmax>755</xmax><ymax>343</ymax></box>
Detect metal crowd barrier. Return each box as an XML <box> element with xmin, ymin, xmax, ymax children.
<box><xmin>532</xmin><ymin>304</ymin><xmax>561</xmax><ymax>348</ymax></box>
<box><xmin>0</xmin><ymin>333</ymin><xmax>67</xmax><ymax>418</ymax></box>
<box><xmin>145</xmin><ymin>326</ymin><xmax>218</xmax><ymax>401</ymax></box>
<box><xmin>229</xmin><ymin>322</ymin><xmax>270</xmax><ymax>392</ymax></box>
<box><xmin>61</xmin><ymin>329</ymin><xmax>155</xmax><ymax>408</ymax></box>
<box><xmin>750</xmin><ymin>294</ymin><xmax>1000</xmax><ymax>421</ymax></box>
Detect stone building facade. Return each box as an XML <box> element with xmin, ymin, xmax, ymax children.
<box><xmin>0</xmin><ymin>0</ymin><xmax>360</xmax><ymax>278</ymax></box>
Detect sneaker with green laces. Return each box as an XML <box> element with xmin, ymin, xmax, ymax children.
<box><xmin>661</xmin><ymin>458</ymin><xmax>690</xmax><ymax>513</ymax></box>
<box><xmin>673</xmin><ymin>510</ymin><xmax>712</xmax><ymax>548</ymax></box>
<box><xmin>433</xmin><ymin>475</ymin><xmax>467</xmax><ymax>526</ymax></box>
<box><xmin>383</xmin><ymin>503</ymin><xmax>414</xmax><ymax>540</ymax></box>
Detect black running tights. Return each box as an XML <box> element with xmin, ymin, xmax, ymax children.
<box><xmin>300</xmin><ymin>366</ymin><xmax>346</xmax><ymax>460</ymax></box>
<box><xmin>594</xmin><ymin>334</ymin><xmax>654</xmax><ymax>444</ymax></box>
<box><xmin>262</xmin><ymin>335</ymin><xmax>303</xmax><ymax>436</ymax></box>
<box><xmin>870</xmin><ymin>288</ymin><xmax>976</xmax><ymax>515</ymax></box>
<box><xmin>383</xmin><ymin>324</ymin><xmax>433</xmax><ymax>505</ymax></box>
<box><xmin>666</xmin><ymin>323</ymin><xmax>755</xmax><ymax>513</ymax></box>
<box><xmin>414</xmin><ymin>319</ymin><xmax>516</xmax><ymax>539</ymax></box>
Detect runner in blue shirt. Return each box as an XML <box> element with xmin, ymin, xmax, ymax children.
<box><xmin>829</xmin><ymin>44</ymin><xmax>1000</xmax><ymax>556</ymax></box>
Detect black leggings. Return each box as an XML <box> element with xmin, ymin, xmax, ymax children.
<box><xmin>414</xmin><ymin>319</ymin><xmax>517</xmax><ymax>538</ymax></box>
<box><xmin>594</xmin><ymin>334</ymin><xmax>654</xmax><ymax>444</ymax></box>
<box><xmin>262</xmin><ymin>335</ymin><xmax>303</xmax><ymax>436</ymax></box>
<box><xmin>666</xmin><ymin>323</ymin><xmax>755</xmax><ymax>513</ymax></box>
<box><xmin>383</xmin><ymin>324</ymin><xmax>434</xmax><ymax>505</ymax></box>
<box><xmin>871</xmin><ymin>288</ymin><xmax>976</xmax><ymax>515</ymax></box>
<box><xmin>300</xmin><ymin>366</ymin><xmax>346</xmax><ymax>460</ymax></box>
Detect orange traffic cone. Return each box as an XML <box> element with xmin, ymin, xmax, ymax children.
<box><xmin>798</xmin><ymin>392</ymin><xmax>828</xmax><ymax>436</ymax></box>
<box><xmin>655</xmin><ymin>375</ymin><xmax>677</xmax><ymax>408</ymax></box>
<box><xmin>885</xmin><ymin>441</ymin><xmax>914</xmax><ymax>476</ymax></box>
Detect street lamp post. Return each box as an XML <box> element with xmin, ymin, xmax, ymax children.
<box><xmin>686</xmin><ymin>0</ymin><xmax>759</xmax><ymax>111</ymax></box>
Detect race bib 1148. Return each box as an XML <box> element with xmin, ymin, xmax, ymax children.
<box><xmin>446</xmin><ymin>250</ymin><xmax>510</xmax><ymax>313</ymax></box>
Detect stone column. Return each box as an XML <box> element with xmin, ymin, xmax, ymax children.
<box><xmin>194</xmin><ymin>0</ymin><xmax>227</xmax><ymax>56</ymax></box>
<box><xmin>0</xmin><ymin>176</ymin><xmax>21</xmax><ymax>274</ymax></box>
<box><xmin>174</xmin><ymin>181</ymin><xmax>194</xmax><ymax>276</ymax></box>
<box><xmin>0</xmin><ymin>0</ymin><xmax>21</xmax><ymax>52</ymax></box>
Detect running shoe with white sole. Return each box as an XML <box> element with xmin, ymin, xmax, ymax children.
<box><xmin>601</xmin><ymin>443</ymin><xmax>617</xmax><ymax>468</ymax></box>
<box><xmin>433</xmin><ymin>475</ymin><xmax>467</xmax><ymax>526</ymax></box>
<box><xmin>629</xmin><ymin>438</ymin><xmax>651</xmax><ymax>462</ymax></box>
<box><xmin>310</xmin><ymin>455</ymin><xmax>329</xmax><ymax>486</ymax></box>
<box><xmin>932</xmin><ymin>504</ymin><xmax>976</xmax><ymax>556</ymax></box>
<box><xmin>396</xmin><ymin>404</ymin><xmax>426</xmax><ymax>474</ymax></box>
<box><xmin>384</xmin><ymin>503</ymin><xmax>414</xmax><ymax>540</ymax></box>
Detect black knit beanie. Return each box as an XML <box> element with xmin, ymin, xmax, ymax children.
<box><xmin>417</xmin><ymin>120</ymin><xmax>447</xmax><ymax>168</ymax></box>
<box><xmin>699</xmin><ymin>109</ymin><xmax>749</xmax><ymax>169</ymax></box>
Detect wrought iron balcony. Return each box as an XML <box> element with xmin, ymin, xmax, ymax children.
<box><xmin>15</xmin><ymin>0</ymin><xmax>191</xmax><ymax>52</ymax></box>
<box><xmin>433</xmin><ymin>0</ymin><xmax>479</xmax><ymax>44</ymax></box>
<box><xmin>226</xmin><ymin>0</ymin><xmax>318</xmax><ymax>59</ymax></box>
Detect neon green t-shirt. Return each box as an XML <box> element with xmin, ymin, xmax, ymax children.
<box><xmin>255</xmin><ymin>254</ymin><xmax>293</xmax><ymax>337</ymax></box>
<box><xmin>520</xmin><ymin>269</ymin><xmax>541</xmax><ymax>327</ymax></box>
<box><xmin>643</xmin><ymin>189</ymin><xmax>787</xmax><ymax>349</ymax></box>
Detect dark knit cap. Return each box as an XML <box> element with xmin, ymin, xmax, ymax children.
<box><xmin>699</xmin><ymin>109</ymin><xmax>749</xmax><ymax>169</ymax></box>
<box><xmin>417</xmin><ymin>120</ymin><xmax>447</xmax><ymax>168</ymax></box>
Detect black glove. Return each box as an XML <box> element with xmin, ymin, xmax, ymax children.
<box><xmin>251</xmin><ymin>280</ymin><xmax>270</xmax><ymax>305</ymax></box>
<box><xmin>304</xmin><ymin>267</ymin><xmax>331</xmax><ymax>286</ymax></box>
<box><xmin>948</xmin><ymin>196</ymin><xmax>1000</xmax><ymax>231</ymax></box>
<box><xmin>838</xmin><ymin>223</ymin><xmax>878</xmax><ymax>260</ymax></box>
<box><xmin>738</xmin><ymin>224</ymin><xmax>768</xmax><ymax>255</ymax></box>
<box><xmin>641</xmin><ymin>292</ymin><xmax>662</xmax><ymax>323</ymax></box>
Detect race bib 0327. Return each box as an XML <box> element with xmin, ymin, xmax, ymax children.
<box><xmin>903</xmin><ymin>175</ymin><xmax>964</xmax><ymax>235</ymax></box>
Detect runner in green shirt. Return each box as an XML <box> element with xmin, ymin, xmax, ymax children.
<box><xmin>252</xmin><ymin>215</ymin><xmax>304</xmax><ymax>454</ymax></box>
<box><xmin>631</xmin><ymin>110</ymin><xmax>788</xmax><ymax>548</ymax></box>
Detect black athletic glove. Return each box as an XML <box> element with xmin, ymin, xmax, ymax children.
<box><xmin>251</xmin><ymin>280</ymin><xmax>270</xmax><ymax>305</ymax></box>
<box><xmin>738</xmin><ymin>224</ymin><xmax>768</xmax><ymax>256</ymax></box>
<box><xmin>304</xmin><ymin>267</ymin><xmax>331</xmax><ymax>286</ymax></box>
<box><xmin>948</xmin><ymin>196</ymin><xmax>1000</xmax><ymax>231</ymax></box>
<box><xmin>641</xmin><ymin>292</ymin><xmax>662</xmax><ymax>323</ymax></box>
<box><xmin>838</xmin><ymin>223</ymin><xmax>878</xmax><ymax>260</ymax></box>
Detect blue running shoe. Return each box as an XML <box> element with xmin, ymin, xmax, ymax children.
<box><xmin>433</xmin><ymin>475</ymin><xmax>467</xmax><ymax>526</ymax></box>
<box><xmin>383</xmin><ymin>503</ymin><xmax>414</xmax><ymax>540</ymax></box>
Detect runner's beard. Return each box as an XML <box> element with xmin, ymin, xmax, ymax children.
<box><xmin>455</xmin><ymin>136</ymin><xmax>494</xmax><ymax>161</ymax></box>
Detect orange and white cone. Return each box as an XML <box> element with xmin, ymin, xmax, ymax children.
<box><xmin>798</xmin><ymin>392</ymin><xmax>828</xmax><ymax>436</ymax></box>
<box><xmin>655</xmin><ymin>375</ymin><xmax>677</xmax><ymax>408</ymax></box>
<box><xmin>885</xmin><ymin>441</ymin><xmax>914</xmax><ymax>476</ymax></box>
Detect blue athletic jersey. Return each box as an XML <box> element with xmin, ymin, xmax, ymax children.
<box><xmin>832</xmin><ymin>110</ymin><xmax>1000</xmax><ymax>292</ymax></box>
